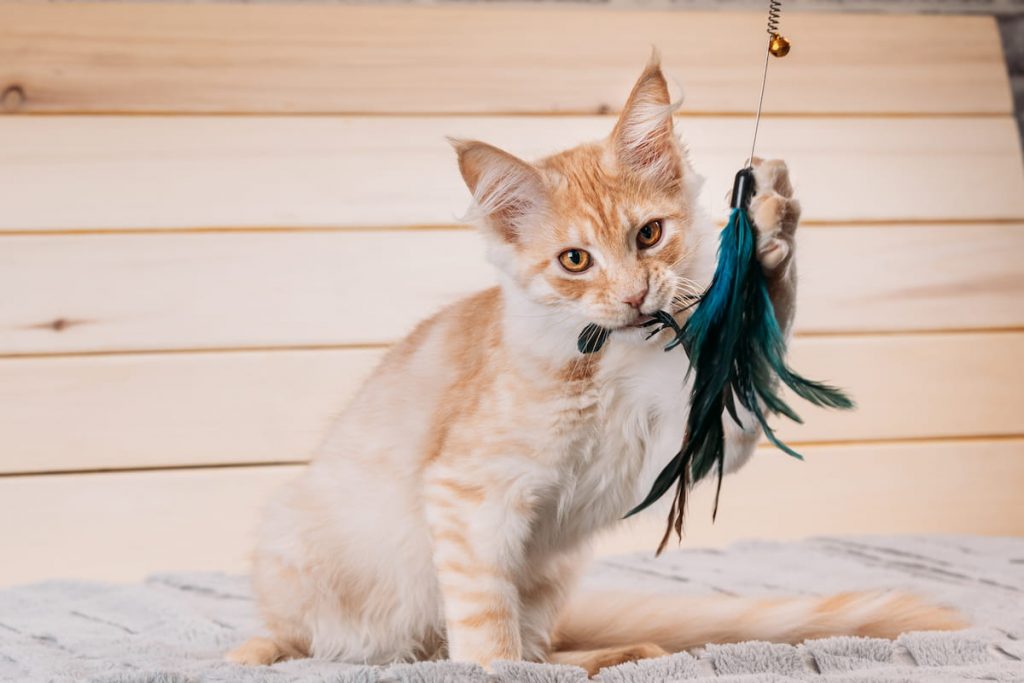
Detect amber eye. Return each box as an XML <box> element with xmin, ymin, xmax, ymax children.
<box><xmin>636</xmin><ymin>220</ymin><xmax>663</xmax><ymax>249</ymax></box>
<box><xmin>558</xmin><ymin>248</ymin><xmax>592</xmax><ymax>273</ymax></box>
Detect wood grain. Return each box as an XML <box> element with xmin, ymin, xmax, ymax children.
<box><xmin>0</xmin><ymin>465</ymin><xmax>300</xmax><ymax>586</ymax></box>
<box><xmin>1</xmin><ymin>225</ymin><xmax>1022</xmax><ymax>356</ymax></box>
<box><xmin>1</xmin><ymin>117</ymin><xmax>1021</xmax><ymax>232</ymax></box>
<box><xmin>1</xmin><ymin>332</ymin><xmax>1019</xmax><ymax>474</ymax></box>
<box><xmin>0</xmin><ymin>5</ymin><xmax>1009</xmax><ymax>115</ymax></box>
<box><xmin>2</xmin><ymin>438</ymin><xmax>1020</xmax><ymax>586</ymax></box>
<box><xmin>0</xmin><ymin>349</ymin><xmax>381</xmax><ymax>474</ymax></box>
<box><xmin>796</xmin><ymin>224</ymin><xmax>1024</xmax><ymax>334</ymax></box>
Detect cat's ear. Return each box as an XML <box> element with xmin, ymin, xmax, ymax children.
<box><xmin>611</xmin><ymin>52</ymin><xmax>683</xmax><ymax>188</ymax></box>
<box><xmin>451</xmin><ymin>138</ymin><xmax>548</xmax><ymax>244</ymax></box>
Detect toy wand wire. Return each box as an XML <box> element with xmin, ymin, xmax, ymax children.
<box><xmin>749</xmin><ymin>0</ymin><xmax>789</xmax><ymax>165</ymax></box>
<box><xmin>748</xmin><ymin>36</ymin><xmax>772</xmax><ymax>165</ymax></box>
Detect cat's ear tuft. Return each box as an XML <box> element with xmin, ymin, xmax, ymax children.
<box><xmin>450</xmin><ymin>138</ymin><xmax>548</xmax><ymax>244</ymax></box>
<box><xmin>610</xmin><ymin>51</ymin><xmax>684</xmax><ymax>188</ymax></box>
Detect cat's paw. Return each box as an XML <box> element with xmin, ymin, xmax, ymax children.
<box><xmin>225</xmin><ymin>637</ymin><xmax>285</xmax><ymax>666</ymax></box>
<box><xmin>748</xmin><ymin>157</ymin><xmax>801</xmax><ymax>274</ymax></box>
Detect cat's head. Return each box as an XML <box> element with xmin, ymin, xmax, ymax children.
<box><xmin>453</xmin><ymin>54</ymin><xmax>704</xmax><ymax>337</ymax></box>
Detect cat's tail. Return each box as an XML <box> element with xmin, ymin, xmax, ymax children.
<box><xmin>553</xmin><ymin>590</ymin><xmax>967</xmax><ymax>653</ymax></box>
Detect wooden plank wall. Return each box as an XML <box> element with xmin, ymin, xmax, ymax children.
<box><xmin>0</xmin><ymin>4</ymin><xmax>1022</xmax><ymax>586</ymax></box>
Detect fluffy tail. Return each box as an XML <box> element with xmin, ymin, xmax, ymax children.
<box><xmin>553</xmin><ymin>591</ymin><xmax>966</xmax><ymax>652</ymax></box>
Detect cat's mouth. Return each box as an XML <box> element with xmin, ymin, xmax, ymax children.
<box><xmin>628</xmin><ymin>314</ymin><xmax>656</xmax><ymax>328</ymax></box>
<box><xmin>577</xmin><ymin>309</ymin><xmax>692</xmax><ymax>354</ymax></box>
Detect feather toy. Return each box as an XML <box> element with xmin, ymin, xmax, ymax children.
<box><xmin>577</xmin><ymin>0</ymin><xmax>854</xmax><ymax>553</ymax></box>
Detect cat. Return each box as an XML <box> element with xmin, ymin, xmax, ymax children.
<box><xmin>227</xmin><ymin>55</ymin><xmax>964</xmax><ymax>676</ymax></box>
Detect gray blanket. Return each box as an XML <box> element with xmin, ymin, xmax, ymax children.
<box><xmin>1</xmin><ymin>536</ymin><xmax>1022</xmax><ymax>682</ymax></box>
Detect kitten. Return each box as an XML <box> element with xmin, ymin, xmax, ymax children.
<box><xmin>228</xmin><ymin>56</ymin><xmax>963</xmax><ymax>676</ymax></box>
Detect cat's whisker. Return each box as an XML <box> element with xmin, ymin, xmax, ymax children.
<box><xmin>573</xmin><ymin>323</ymin><xmax>596</xmax><ymax>365</ymax></box>
<box><xmin>669</xmin><ymin>251</ymin><xmax>696</xmax><ymax>268</ymax></box>
<box><xmin>674</xmin><ymin>274</ymin><xmax>702</xmax><ymax>288</ymax></box>
<box><xmin>672</xmin><ymin>281</ymin><xmax>700</xmax><ymax>295</ymax></box>
<box><xmin>570</xmin><ymin>323</ymin><xmax>600</xmax><ymax>375</ymax></box>
<box><xmin>674</xmin><ymin>277</ymin><xmax>704</xmax><ymax>294</ymax></box>
<box><xmin>672</xmin><ymin>284</ymin><xmax>703</xmax><ymax>302</ymax></box>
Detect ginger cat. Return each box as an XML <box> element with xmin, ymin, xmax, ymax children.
<box><xmin>228</xmin><ymin>57</ymin><xmax>963</xmax><ymax>676</ymax></box>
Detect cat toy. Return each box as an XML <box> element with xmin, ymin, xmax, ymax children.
<box><xmin>577</xmin><ymin>0</ymin><xmax>854</xmax><ymax>552</ymax></box>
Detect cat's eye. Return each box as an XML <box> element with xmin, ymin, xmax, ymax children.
<box><xmin>558</xmin><ymin>249</ymin><xmax>592</xmax><ymax>273</ymax></box>
<box><xmin>636</xmin><ymin>220</ymin><xmax>663</xmax><ymax>249</ymax></box>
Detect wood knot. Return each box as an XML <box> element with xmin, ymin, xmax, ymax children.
<box><xmin>2</xmin><ymin>85</ymin><xmax>25</xmax><ymax>112</ymax></box>
<box><xmin>25</xmin><ymin>317</ymin><xmax>91</xmax><ymax>333</ymax></box>
<box><xmin>596</xmin><ymin>103</ymin><xmax>612</xmax><ymax>115</ymax></box>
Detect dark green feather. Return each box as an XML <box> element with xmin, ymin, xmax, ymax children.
<box><xmin>577</xmin><ymin>323</ymin><xmax>611</xmax><ymax>354</ymax></box>
<box><xmin>574</xmin><ymin>169</ymin><xmax>853</xmax><ymax>544</ymax></box>
<box><xmin>622</xmin><ymin>170</ymin><xmax>853</xmax><ymax>532</ymax></box>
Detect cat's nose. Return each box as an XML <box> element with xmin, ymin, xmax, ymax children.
<box><xmin>623</xmin><ymin>285</ymin><xmax>649</xmax><ymax>310</ymax></box>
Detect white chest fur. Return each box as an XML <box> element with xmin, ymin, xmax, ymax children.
<box><xmin>528</xmin><ymin>335</ymin><xmax>691</xmax><ymax>555</ymax></box>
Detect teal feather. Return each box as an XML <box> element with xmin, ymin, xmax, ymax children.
<box><xmin>625</xmin><ymin>171</ymin><xmax>854</xmax><ymax>539</ymax></box>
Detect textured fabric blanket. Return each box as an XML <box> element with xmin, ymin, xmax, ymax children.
<box><xmin>1</xmin><ymin>536</ymin><xmax>1022</xmax><ymax>682</ymax></box>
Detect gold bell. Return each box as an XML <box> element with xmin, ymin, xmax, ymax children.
<box><xmin>769</xmin><ymin>33</ymin><xmax>791</xmax><ymax>58</ymax></box>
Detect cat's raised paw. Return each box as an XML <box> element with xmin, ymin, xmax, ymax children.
<box><xmin>748</xmin><ymin>157</ymin><xmax>801</xmax><ymax>274</ymax></box>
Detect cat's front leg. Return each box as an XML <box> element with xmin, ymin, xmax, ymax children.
<box><xmin>518</xmin><ymin>550</ymin><xmax>584</xmax><ymax>661</ymax></box>
<box><xmin>748</xmin><ymin>157</ymin><xmax>801</xmax><ymax>336</ymax></box>
<box><xmin>424</xmin><ymin>460</ymin><xmax>544</xmax><ymax>669</ymax></box>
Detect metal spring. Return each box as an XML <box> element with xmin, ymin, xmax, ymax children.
<box><xmin>767</xmin><ymin>0</ymin><xmax>782</xmax><ymax>35</ymax></box>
